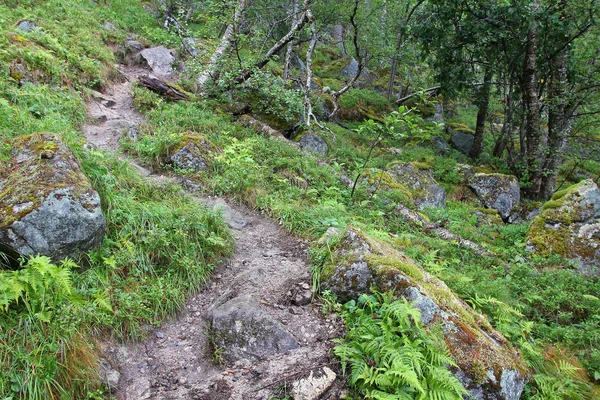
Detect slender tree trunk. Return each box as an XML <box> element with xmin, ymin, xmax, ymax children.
<box><xmin>493</xmin><ymin>72</ymin><xmax>515</xmax><ymax>157</ymax></box>
<box><xmin>522</xmin><ymin>1</ymin><xmax>545</xmax><ymax>198</ymax></box>
<box><xmin>387</xmin><ymin>35</ymin><xmax>402</xmax><ymax>101</ymax></box>
<box><xmin>197</xmin><ymin>0</ymin><xmax>249</xmax><ymax>90</ymax></box>
<box><xmin>470</xmin><ymin>65</ymin><xmax>492</xmax><ymax>158</ymax></box>
<box><xmin>283</xmin><ymin>0</ymin><xmax>300</xmax><ymax>80</ymax></box>
<box><xmin>540</xmin><ymin>46</ymin><xmax>571</xmax><ymax>199</ymax></box>
<box><xmin>304</xmin><ymin>15</ymin><xmax>317</xmax><ymax>126</ymax></box>
<box><xmin>234</xmin><ymin>4</ymin><xmax>311</xmax><ymax>84</ymax></box>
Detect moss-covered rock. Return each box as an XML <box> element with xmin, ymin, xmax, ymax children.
<box><xmin>447</xmin><ymin>123</ymin><xmax>475</xmax><ymax>155</ymax></box>
<box><xmin>367</xmin><ymin>162</ymin><xmax>446</xmax><ymax>209</ymax></box>
<box><xmin>468</xmin><ymin>173</ymin><xmax>520</xmax><ymax>221</ymax></box>
<box><xmin>0</xmin><ymin>133</ymin><xmax>105</xmax><ymax>262</ymax></box>
<box><xmin>527</xmin><ymin>179</ymin><xmax>600</xmax><ymax>273</ymax></box>
<box><xmin>319</xmin><ymin>227</ymin><xmax>529</xmax><ymax>399</ymax></box>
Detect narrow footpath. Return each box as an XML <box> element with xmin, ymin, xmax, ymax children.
<box><xmin>82</xmin><ymin>65</ymin><xmax>342</xmax><ymax>400</ymax></box>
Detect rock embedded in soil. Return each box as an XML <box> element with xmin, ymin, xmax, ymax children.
<box><xmin>386</xmin><ymin>162</ymin><xmax>447</xmax><ymax>209</ymax></box>
<box><xmin>170</xmin><ymin>142</ymin><xmax>208</xmax><ymax>172</ymax></box>
<box><xmin>468</xmin><ymin>173</ymin><xmax>520</xmax><ymax>221</ymax></box>
<box><xmin>319</xmin><ymin>227</ymin><xmax>529</xmax><ymax>399</ymax></box>
<box><xmin>292</xmin><ymin>367</ymin><xmax>337</xmax><ymax>400</ymax></box>
<box><xmin>299</xmin><ymin>132</ymin><xmax>328</xmax><ymax>156</ymax></box>
<box><xmin>137</xmin><ymin>46</ymin><xmax>176</xmax><ymax>79</ymax></box>
<box><xmin>208</xmin><ymin>295</ymin><xmax>299</xmax><ymax>363</ymax></box>
<box><xmin>0</xmin><ymin>133</ymin><xmax>106</xmax><ymax>262</ymax></box>
<box><xmin>527</xmin><ymin>179</ymin><xmax>600</xmax><ymax>273</ymax></box>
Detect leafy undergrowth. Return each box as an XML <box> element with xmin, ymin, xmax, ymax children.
<box><xmin>127</xmin><ymin>93</ymin><xmax>600</xmax><ymax>397</ymax></box>
<box><xmin>334</xmin><ymin>292</ymin><xmax>468</xmax><ymax>399</ymax></box>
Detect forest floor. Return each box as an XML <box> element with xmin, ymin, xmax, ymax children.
<box><xmin>82</xmin><ymin>65</ymin><xmax>343</xmax><ymax>400</ymax></box>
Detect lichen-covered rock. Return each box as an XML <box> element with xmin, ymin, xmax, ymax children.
<box><xmin>208</xmin><ymin>295</ymin><xmax>299</xmax><ymax>362</ymax></box>
<box><xmin>0</xmin><ymin>133</ymin><xmax>106</xmax><ymax>262</ymax></box>
<box><xmin>469</xmin><ymin>173</ymin><xmax>520</xmax><ymax>221</ymax></box>
<box><xmin>170</xmin><ymin>142</ymin><xmax>207</xmax><ymax>171</ymax></box>
<box><xmin>299</xmin><ymin>132</ymin><xmax>328</xmax><ymax>156</ymax></box>
<box><xmin>136</xmin><ymin>46</ymin><xmax>176</xmax><ymax>79</ymax></box>
<box><xmin>527</xmin><ymin>179</ymin><xmax>600</xmax><ymax>273</ymax></box>
<box><xmin>319</xmin><ymin>228</ymin><xmax>528</xmax><ymax>399</ymax></box>
<box><xmin>384</xmin><ymin>162</ymin><xmax>446</xmax><ymax>209</ymax></box>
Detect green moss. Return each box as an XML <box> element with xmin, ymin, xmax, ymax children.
<box><xmin>366</xmin><ymin>253</ymin><xmax>424</xmax><ymax>281</ymax></box>
<box><xmin>447</xmin><ymin>122</ymin><xmax>474</xmax><ymax>134</ymax></box>
<box><xmin>410</xmin><ymin>161</ymin><xmax>433</xmax><ymax>170</ymax></box>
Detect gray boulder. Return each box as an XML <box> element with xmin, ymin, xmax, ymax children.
<box><xmin>208</xmin><ymin>295</ymin><xmax>299</xmax><ymax>362</ymax></box>
<box><xmin>469</xmin><ymin>173</ymin><xmax>520</xmax><ymax>220</ymax></box>
<box><xmin>448</xmin><ymin>124</ymin><xmax>475</xmax><ymax>155</ymax></box>
<box><xmin>527</xmin><ymin>179</ymin><xmax>600</xmax><ymax>273</ymax></box>
<box><xmin>451</xmin><ymin>131</ymin><xmax>474</xmax><ymax>155</ymax></box>
<box><xmin>339</xmin><ymin>57</ymin><xmax>377</xmax><ymax>86</ymax></box>
<box><xmin>170</xmin><ymin>142</ymin><xmax>208</xmax><ymax>171</ymax></box>
<box><xmin>299</xmin><ymin>132</ymin><xmax>328</xmax><ymax>156</ymax></box>
<box><xmin>0</xmin><ymin>133</ymin><xmax>106</xmax><ymax>262</ymax></box>
<box><xmin>17</xmin><ymin>20</ymin><xmax>37</xmax><ymax>32</ymax></box>
<box><xmin>386</xmin><ymin>162</ymin><xmax>446</xmax><ymax>209</ymax></box>
<box><xmin>319</xmin><ymin>228</ymin><xmax>528</xmax><ymax>399</ymax></box>
<box><xmin>426</xmin><ymin>103</ymin><xmax>445</xmax><ymax>123</ymax></box>
<box><xmin>137</xmin><ymin>46</ymin><xmax>176</xmax><ymax>79</ymax></box>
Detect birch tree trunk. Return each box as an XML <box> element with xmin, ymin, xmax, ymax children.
<box><xmin>304</xmin><ymin>14</ymin><xmax>317</xmax><ymax>126</ymax></box>
<box><xmin>196</xmin><ymin>0</ymin><xmax>249</xmax><ymax>90</ymax></box>
<box><xmin>283</xmin><ymin>0</ymin><xmax>300</xmax><ymax>80</ymax></box>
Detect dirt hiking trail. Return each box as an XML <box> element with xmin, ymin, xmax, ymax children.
<box><xmin>82</xmin><ymin>65</ymin><xmax>343</xmax><ymax>400</ymax></box>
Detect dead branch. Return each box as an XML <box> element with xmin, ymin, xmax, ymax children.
<box><xmin>138</xmin><ymin>75</ymin><xmax>189</xmax><ymax>100</ymax></box>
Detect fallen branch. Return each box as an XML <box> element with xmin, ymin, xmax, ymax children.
<box><xmin>138</xmin><ymin>75</ymin><xmax>189</xmax><ymax>100</ymax></box>
<box><xmin>395</xmin><ymin>86</ymin><xmax>441</xmax><ymax>105</ymax></box>
<box><xmin>394</xmin><ymin>204</ymin><xmax>495</xmax><ymax>258</ymax></box>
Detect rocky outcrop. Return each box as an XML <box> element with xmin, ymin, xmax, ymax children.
<box><xmin>528</xmin><ymin>179</ymin><xmax>600</xmax><ymax>273</ymax></box>
<box><xmin>369</xmin><ymin>162</ymin><xmax>446</xmax><ymax>209</ymax></box>
<box><xmin>299</xmin><ymin>132</ymin><xmax>328</xmax><ymax>156</ymax></box>
<box><xmin>468</xmin><ymin>173</ymin><xmax>520</xmax><ymax>221</ymax></box>
<box><xmin>319</xmin><ymin>228</ymin><xmax>529</xmax><ymax>399</ymax></box>
<box><xmin>0</xmin><ymin>133</ymin><xmax>106</xmax><ymax>262</ymax></box>
<box><xmin>208</xmin><ymin>295</ymin><xmax>299</xmax><ymax>363</ymax></box>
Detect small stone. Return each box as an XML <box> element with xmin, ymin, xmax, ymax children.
<box><xmin>156</xmin><ymin>331</ymin><xmax>165</xmax><ymax>339</ymax></box>
<box><xmin>17</xmin><ymin>20</ymin><xmax>37</xmax><ymax>32</ymax></box>
<box><xmin>93</xmin><ymin>115</ymin><xmax>107</xmax><ymax>124</ymax></box>
<box><xmin>103</xmin><ymin>22</ymin><xmax>116</xmax><ymax>30</ymax></box>
<box><xmin>292</xmin><ymin>367</ymin><xmax>337</xmax><ymax>400</ymax></box>
<box><xmin>102</xmin><ymin>100</ymin><xmax>116</xmax><ymax>108</ymax></box>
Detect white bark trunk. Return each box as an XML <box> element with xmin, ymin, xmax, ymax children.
<box><xmin>197</xmin><ymin>0</ymin><xmax>249</xmax><ymax>90</ymax></box>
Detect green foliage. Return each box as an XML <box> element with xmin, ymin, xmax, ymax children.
<box><xmin>0</xmin><ymin>256</ymin><xmax>99</xmax><ymax>399</ymax></box>
<box><xmin>333</xmin><ymin>292</ymin><xmax>468</xmax><ymax>399</ymax></box>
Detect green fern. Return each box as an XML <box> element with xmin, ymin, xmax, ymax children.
<box><xmin>333</xmin><ymin>292</ymin><xmax>468</xmax><ymax>399</ymax></box>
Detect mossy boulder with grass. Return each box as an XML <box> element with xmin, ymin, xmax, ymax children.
<box><xmin>527</xmin><ymin>179</ymin><xmax>600</xmax><ymax>273</ymax></box>
<box><xmin>0</xmin><ymin>133</ymin><xmax>106</xmax><ymax>262</ymax></box>
<box><xmin>319</xmin><ymin>227</ymin><xmax>529</xmax><ymax>399</ymax></box>
<box><xmin>366</xmin><ymin>162</ymin><xmax>446</xmax><ymax>209</ymax></box>
<box><xmin>447</xmin><ymin>123</ymin><xmax>475</xmax><ymax>155</ymax></box>
<box><xmin>468</xmin><ymin>173</ymin><xmax>520</xmax><ymax>221</ymax></box>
